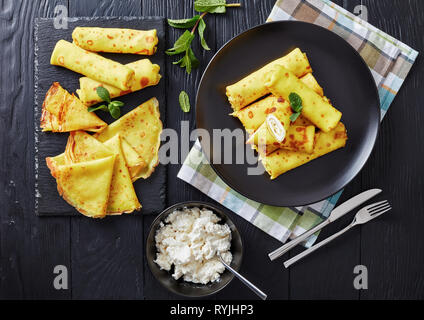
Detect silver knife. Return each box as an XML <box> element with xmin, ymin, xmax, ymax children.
<box><xmin>268</xmin><ymin>189</ymin><xmax>382</xmax><ymax>261</ymax></box>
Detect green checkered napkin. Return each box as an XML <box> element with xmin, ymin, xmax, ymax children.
<box><xmin>177</xmin><ymin>0</ymin><xmax>418</xmax><ymax>246</ymax></box>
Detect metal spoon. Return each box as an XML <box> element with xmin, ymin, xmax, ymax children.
<box><xmin>218</xmin><ymin>253</ymin><xmax>267</xmax><ymax>300</ymax></box>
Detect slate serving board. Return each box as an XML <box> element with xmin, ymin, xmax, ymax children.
<box><xmin>34</xmin><ymin>17</ymin><xmax>167</xmax><ymax>216</ymax></box>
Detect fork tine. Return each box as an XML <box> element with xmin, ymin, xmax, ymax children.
<box><xmin>367</xmin><ymin>200</ymin><xmax>389</xmax><ymax>212</ymax></box>
<box><xmin>369</xmin><ymin>206</ymin><xmax>391</xmax><ymax>219</ymax></box>
<box><xmin>369</xmin><ymin>203</ymin><xmax>391</xmax><ymax>214</ymax></box>
<box><xmin>370</xmin><ymin>205</ymin><xmax>391</xmax><ymax>216</ymax></box>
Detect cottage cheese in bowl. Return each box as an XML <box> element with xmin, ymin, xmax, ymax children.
<box><xmin>154</xmin><ymin>207</ymin><xmax>233</xmax><ymax>284</ymax></box>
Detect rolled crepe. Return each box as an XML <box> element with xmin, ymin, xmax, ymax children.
<box><xmin>94</xmin><ymin>97</ymin><xmax>162</xmax><ymax>181</ymax></box>
<box><xmin>46</xmin><ymin>156</ymin><xmax>116</xmax><ymax>218</ymax></box>
<box><xmin>231</xmin><ymin>73</ymin><xmax>324</xmax><ymax>133</ymax></box>
<box><xmin>72</xmin><ymin>27</ymin><xmax>158</xmax><ymax>55</ymax></box>
<box><xmin>265</xmin><ymin>65</ymin><xmax>342</xmax><ymax>132</ymax></box>
<box><xmin>261</xmin><ymin>122</ymin><xmax>347</xmax><ymax>179</ymax></box>
<box><xmin>248</xmin><ymin>124</ymin><xmax>316</xmax><ymax>155</ymax></box>
<box><xmin>299</xmin><ymin>73</ymin><xmax>324</xmax><ymax>97</ymax></box>
<box><xmin>231</xmin><ymin>96</ymin><xmax>292</xmax><ymax>134</ymax></box>
<box><xmin>41</xmin><ymin>82</ymin><xmax>107</xmax><ymax>132</ymax></box>
<box><xmin>226</xmin><ymin>48</ymin><xmax>312</xmax><ymax>111</ymax></box>
<box><xmin>50</xmin><ymin>40</ymin><xmax>134</xmax><ymax>90</ymax></box>
<box><xmin>76</xmin><ymin>59</ymin><xmax>161</xmax><ymax>106</ymax></box>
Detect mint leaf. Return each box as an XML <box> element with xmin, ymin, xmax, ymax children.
<box><xmin>179</xmin><ymin>91</ymin><xmax>191</xmax><ymax>112</ymax></box>
<box><xmin>187</xmin><ymin>48</ymin><xmax>199</xmax><ymax>69</ymax></box>
<box><xmin>109</xmin><ymin>100</ymin><xmax>124</xmax><ymax>108</ymax></box>
<box><xmin>108</xmin><ymin>104</ymin><xmax>121</xmax><ymax>119</ymax></box>
<box><xmin>168</xmin><ymin>15</ymin><xmax>201</xmax><ymax>28</ymax></box>
<box><xmin>88</xmin><ymin>104</ymin><xmax>108</xmax><ymax>113</ymax></box>
<box><xmin>194</xmin><ymin>0</ymin><xmax>227</xmax><ymax>13</ymax></box>
<box><xmin>289</xmin><ymin>92</ymin><xmax>303</xmax><ymax>113</ymax></box>
<box><xmin>194</xmin><ymin>0</ymin><xmax>240</xmax><ymax>13</ymax></box>
<box><xmin>96</xmin><ymin>86</ymin><xmax>111</xmax><ymax>103</ymax></box>
<box><xmin>198</xmin><ymin>18</ymin><xmax>210</xmax><ymax>50</ymax></box>
<box><xmin>166</xmin><ymin>30</ymin><xmax>195</xmax><ymax>56</ymax></box>
<box><xmin>290</xmin><ymin>112</ymin><xmax>301</xmax><ymax>122</ymax></box>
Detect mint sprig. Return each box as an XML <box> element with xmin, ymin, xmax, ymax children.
<box><xmin>289</xmin><ymin>92</ymin><xmax>303</xmax><ymax>122</ymax></box>
<box><xmin>166</xmin><ymin>1</ymin><xmax>240</xmax><ymax>74</ymax></box>
<box><xmin>88</xmin><ymin>86</ymin><xmax>125</xmax><ymax>119</ymax></box>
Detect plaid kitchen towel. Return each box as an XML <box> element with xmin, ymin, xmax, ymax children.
<box><xmin>178</xmin><ymin>0</ymin><xmax>418</xmax><ymax>246</ymax></box>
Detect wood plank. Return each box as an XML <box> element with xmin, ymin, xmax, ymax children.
<box><xmin>0</xmin><ymin>0</ymin><xmax>71</xmax><ymax>299</ymax></box>
<box><xmin>68</xmin><ymin>0</ymin><xmax>145</xmax><ymax>299</ymax></box>
<box><xmin>359</xmin><ymin>0</ymin><xmax>424</xmax><ymax>299</ymax></box>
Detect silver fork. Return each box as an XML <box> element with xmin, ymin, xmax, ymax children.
<box><xmin>283</xmin><ymin>200</ymin><xmax>391</xmax><ymax>268</ymax></box>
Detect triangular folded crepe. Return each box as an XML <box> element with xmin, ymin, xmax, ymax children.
<box><xmin>63</xmin><ymin>131</ymin><xmax>141</xmax><ymax>215</ymax></box>
<box><xmin>40</xmin><ymin>82</ymin><xmax>107</xmax><ymax>132</ymax></box>
<box><xmin>103</xmin><ymin>135</ymin><xmax>141</xmax><ymax>214</ymax></box>
<box><xmin>94</xmin><ymin>97</ymin><xmax>162</xmax><ymax>181</ymax></box>
<box><xmin>64</xmin><ymin>130</ymin><xmax>114</xmax><ymax>163</ymax></box>
<box><xmin>46</xmin><ymin>156</ymin><xmax>115</xmax><ymax>218</ymax></box>
<box><xmin>111</xmin><ymin>137</ymin><xmax>146</xmax><ymax>181</ymax></box>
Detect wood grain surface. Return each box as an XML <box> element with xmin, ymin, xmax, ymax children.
<box><xmin>0</xmin><ymin>0</ymin><xmax>423</xmax><ymax>300</ymax></box>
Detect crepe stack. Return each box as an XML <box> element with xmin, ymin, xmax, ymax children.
<box><xmin>45</xmin><ymin>97</ymin><xmax>162</xmax><ymax>218</ymax></box>
<box><xmin>227</xmin><ymin>48</ymin><xmax>347</xmax><ymax>179</ymax></box>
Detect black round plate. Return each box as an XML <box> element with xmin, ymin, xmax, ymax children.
<box><xmin>196</xmin><ymin>21</ymin><xmax>380</xmax><ymax>207</ymax></box>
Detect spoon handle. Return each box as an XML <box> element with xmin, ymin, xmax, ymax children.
<box><xmin>221</xmin><ymin>259</ymin><xmax>267</xmax><ymax>300</ymax></box>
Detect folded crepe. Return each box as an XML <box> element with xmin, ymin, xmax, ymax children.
<box><xmin>103</xmin><ymin>135</ymin><xmax>141</xmax><ymax>214</ymax></box>
<box><xmin>46</xmin><ymin>156</ymin><xmax>115</xmax><ymax>218</ymax></box>
<box><xmin>50</xmin><ymin>40</ymin><xmax>134</xmax><ymax>90</ymax></box>
<box><xmin>64</xmin><ymin>131</ymin><xmax>141</xmax><ymax>215</ymax></box>
<box><xmin>77</xmin><ymin>59</ymin><xmax>161</xmax><ymax>106</ymax></box>
<box><xmin>112</xmin><ymin>137</ymin><xmax>146</xmax><ymax>182</ymax></box>
<box><xmin>40</xmin><ymin>82</ymin><xmax>107</xmax><ymax>132</ymax></box>
<box><xmin>72</xmin><ymin>27</ymin><xmax>158</xmax><ymax>55</ymax></box>
<box><xmin>94</xmin><ymin>97</ymin><xmax>162</xmax><ymax>181</ymax></box>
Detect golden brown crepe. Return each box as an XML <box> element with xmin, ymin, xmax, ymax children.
<box><xmin>72</xmin><ymin>27</ymin><xmax>158</xmax><ymax>55</ymax></box>
<box><xmin>113</xmin><ymin>137</ymin><xmax>146</xmax><ymax>182</ymax></box>
<box><xmin>265</xmin><ymin>65</ymin><xmax>342</xmax><ymax>132</ymax></box>
<box><xmin>94</xmin><ymin>97</ymin><xmax>162</xmax><ymax>181</ymax></box>
<box><xmin>231</xmin><ymin>96</ymin><xmax>292</xmax><ymax>134</ymax></box>
<box><xmin>248</xmin><ymin>124</ymin><xmax>316</xmax><ymax>155</ymax></box>
<box><xmin>76</xmin><ymin>59</ymin><xmax>161</xmax><ymax>106</ymax></box>
<box><xmin>40</xmin><ymin>82</ymin><xmax>107</xmax><ymax>132</ymax></box>
<box><xmin>299</xmin><ymin>73</ymin><xmax>324</xmax><ymax>97</ymax></box>
<box><xmin>225</xmin><ymin>48</ymin><xmax>312</xmax><ymax>111</ymax></box>
<box><xmin>50</xmin><ymin>40</ymin><xmax>135</xmax><ymax>90</ymax></box>
<box><xmin>103</xmin><ymin>135</ymin><xmax>141</xmax><ymax>214</ymax></box>
<box><xmin>46</xmin><ymin>156</ymin><xmax>115</xmax><ymax>218</ymax></box>
<box><xmin>64</xmin><ymin>130</ymin><xmax>114</xmax><ymax>163</ymax></box>
<box><xmin>261</xmin><ymin>122</ymin><xmax>348</xmax><ymax>179</ymax></box>
<box><xmin>63</xmin><ymin>131</ymin><xmax>141</xmax><ymax>215</ymax></box>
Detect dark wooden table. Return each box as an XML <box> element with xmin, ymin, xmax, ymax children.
<box><xmin>1</xmin><ymin>0</ymin><xmax>423</xmax><ymax>300</ymax></box>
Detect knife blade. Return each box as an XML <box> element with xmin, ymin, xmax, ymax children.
<box><xmin>268</xmin><ymin>189</ymin><xmax>382</xmax><ymax>261</ymax></box>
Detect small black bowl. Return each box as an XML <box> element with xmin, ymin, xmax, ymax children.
<box><xmin>146</xmin><ymin>201</ymin><xmax>243</xmax><ymax>298</ymax></box>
